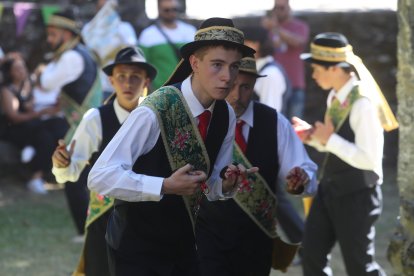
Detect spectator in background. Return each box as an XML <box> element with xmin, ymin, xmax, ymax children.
<box><xmin>82</xmin><ymin>0</ymin><xmax>138</xmax><ymax>100</ymax></box>
<box><xmin>262</xmin><ymin>0</ymin><xmax>309</xmax><ymax>119</ymax></box>
<box><xmin>242</xmin><ymin>26</ymin><xmax>291</xmax><ymax>114</ymax></box>
<box><xmin>138</xmin><ymin>0</ymin><xmax>196</xmax><ymax>91</ymax></box>
<box><xmin>0</xmin><ymin>54</ymin><xmax>67</xmax><ymax>194</ymax></box>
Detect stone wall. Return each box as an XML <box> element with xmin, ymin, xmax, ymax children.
<box><xmin>0</xmin><ymin>5</ymin><xmax>398</xmax><ymax>167</ymax></box>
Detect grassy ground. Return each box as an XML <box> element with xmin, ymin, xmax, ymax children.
<box><xmin>0</xmin><ymin>167</ymin><xmax>399</xmax><ymax>276</ymax></box>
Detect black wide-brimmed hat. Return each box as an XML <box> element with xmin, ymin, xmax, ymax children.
<box><xmin>102</xmin><ymin>47</ymin><xmax>157</xmax><ymax>80</ymax></box>
<box><xmin>47</xmin><ymin>10</ymin><xmax>81</xmax><ymax>35</ymax></box>
<box><xmin>238</xmin><ymin>57</ymin><xmax>266</xmax><ymax>78</ymax></box>
<box><xmin>300</xmin><ymin>32</ymin><xmax>352</xmax><ymax>67</ymax></box>
<box><xmin>164</xmin><ymin>17</ymin><xmax>255</xmax><ymax>85</ymax></box>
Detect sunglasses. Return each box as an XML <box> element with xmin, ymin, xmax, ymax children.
<box><xmin>274</xmin><ymin>5</ymin><xmax>287</xmax><ymax>11</ymax></box>
<box><xmin>162</xmin><ymin>7</ymin><xmax>178</xmax><ymax>13</ymax></box>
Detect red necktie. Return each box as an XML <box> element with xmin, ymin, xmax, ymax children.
<box><xmin>198</xmin><ymin>110</ymin><xmax>211</xmax><ymax>141</ymax></box>
<box><xmin>235</xmin><ymin>120</ymin><xmax>247</xmax><ymax>153</ymax></box>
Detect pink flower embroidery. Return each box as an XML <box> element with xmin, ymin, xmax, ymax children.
<box><xmin>96</xmin><ymin>194</ymin><xmax>105</xmax><ymax>201</ymax></box>
<box><xmin>172</xmin><ymin>129</ymin><xmax>190</xmax><ymax>150</ymax></box>
<box><xmin>341</xmin><ymin>99</ymin><xmax>349</xmax><ymax>108</ymax></box>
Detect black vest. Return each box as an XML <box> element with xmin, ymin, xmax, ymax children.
<box><xmin>320</xmin><ymin>113</ymin><xmax>379</xmax><ymax>197</ymax></box>
<box><xmin>62</xmin><ymin>44</ymin><xmax>98</xmax><ymax>105</ymax></box>
<box><xmin>73</xmin><ymin>102</ymin><xmax>121</xmax><ymax>186</ymax></box>
<box><xmin>114</xmin><ymin>86</ymin><xmax>230</xmax><ymax>256</ymax></box>
<box><xmin>197</xmin><ymin>102</ymin><xmax>279</xmax><ymax>248</ymax></box>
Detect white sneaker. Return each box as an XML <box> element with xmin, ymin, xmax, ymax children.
<box><xmin>21</xmin><ymin>146</ymin><xmax>36</xmax><ymax>163</ymax></box>
<box><xmin>71</xmin><ymin>235</ymin><xmax>85</xmax><ymax>243</ymax></box>
<box><xmin>27</xmin><ymin>178</ymin><xmax>48</xmax><ymax>194</ymax></box>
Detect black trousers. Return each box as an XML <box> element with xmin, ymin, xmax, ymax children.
<box><xmin>5</xmin><ymin>117</ymin><xmax>68</xmax><ymax>175</ymax></box>
<box><xmin>107</xmin><ymin>243</ymin><xmax>199</xmax><ymax>276</ymax></box>
<box><xmin>302</xmin><ymin>185</ymin><xmax>385</xmax><ymax>276</ymax></box>
<box><xmin>274</xmin><ymin>181</ymin><xmax>304</xmax><ymax>244</ymax></box>
<box><xmin>65</xmin><ymin>168</ymin><xmax>90</xmax><ymax>235</ymax></box>
<box><xmin>84</xmin><ymin>210</ymin><xmax>111</xmax><ymax>276</ymax></box>
<box><xmin>106</xmin><ymin>208</ymin><xmax>199</xmax><ymax>276</ymax></box>
<box><xmin>196</xmin><ymin>223</ymin><xmax>272</xmax><ymax>276</ymax></box>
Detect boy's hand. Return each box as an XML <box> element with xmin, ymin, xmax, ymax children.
<box><xmin>311</xmin><ymin>115</ymin><xmax>334</xmax><ymax>145</ymax></box>
<box><xmin>162</xmin><ymin>164</ymin><xmax>207</xmax><ymax>195</ymax></box>
<box><xmin>222</xmin><ymin>163</ymin><xmax>259</xmax><ymax>193</ymax></box>
<box><xmin>286</xmin><ymin>167</ymin><xmax>309</xmax><ymax>195</ymax></box>
<box><xmin>52</xmin><ymin>139</ymin><xmax>75</xmax><ymax>168</ymax></box>
<box><xmin>291</xmin><ymin>116</ymin><xmax>314</xmax><ymax>142</ymax></box>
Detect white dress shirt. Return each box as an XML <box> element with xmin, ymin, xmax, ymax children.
<box><xmin>307</xmin><ymin>75</ymin><xmax>384</xmax><ymax>183</ymax></box>
<box><xmin>88</xmin><ymin>76</ymin><xmax>237</xmax><ymax>202</ymax></box>
<box><xmin>40</xmin><ymin>50</ymin><xmax>84</xmax><ymax>92</ymax></box>
<box><xmin>254</xmin><ymin>56</ymin><xmax>287</xmax><ymax>112</ymax></box>
<box><xmin>52</xmin><ymin>99</ymin><xmax>130</xmax><ymax>183</ymax></box>
<box><xmin>239</xmin><ymin>101</ymin><xmax>317</xmax><ymax>195</ymax></box>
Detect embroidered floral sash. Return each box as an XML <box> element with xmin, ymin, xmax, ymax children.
<box><xmin>319</xmin><ymin>86</ymin><xmax>361</xmax><ymax>180</ymax></box>
<box><xmin>233</xmin><ymin>143</ymin><xmax>300</xmax><ymax>271</ymax></box>
<box><xmin>232</xmin><ymin>143</ymin><xmax>278</xmax><ymax>238</ymax></box>
<box><xmin>140</xmin><ymin>86</ymin><xmax>211</xmax><ymax>225</ymax></box>
<box><xmin>61</xmin><ymin>76</ymin><xmax>103</xmax><ymax>143</ymax></box>
<box><xmin>85</xmin><ymin>191</ymin><xmax>114</xmax><ymax>228</ymax></box>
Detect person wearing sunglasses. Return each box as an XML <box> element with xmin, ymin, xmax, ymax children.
<box><xmin>138</xmin><ymin>0</ymin><xmax>196</xmax><ymax>92</ymax></box>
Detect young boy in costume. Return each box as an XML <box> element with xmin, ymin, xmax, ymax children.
<box><xmin>293</xmin><ymin>32</ymin><xmax>398</xmax><ymax>276</ymax></box>
<box><xmin>52</xmin><ymin>47</ymin><xmax>156</xmax><ymax>276</ymax></box>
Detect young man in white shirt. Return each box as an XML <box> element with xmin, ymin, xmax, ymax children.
<box><xmin>52</xmin><ymin>47</ymin><xmax>156</xmax><ymax>276</ymax></box>
<box><xmin>88</xmin><ymin>17</ymin><xmax>257</xmax><ymax>276</ymax></box>
<box><xmin>293</xmin><ymin>32</ymin><xmax>398</xmax><ymax>276</ymax></box>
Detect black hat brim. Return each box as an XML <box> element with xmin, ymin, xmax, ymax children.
<box><xmin>103</xmin><ymin>61</ymin><xmax>157</xmax><ymax>80</ymax></box>
<box><xmin>300</xmin><ymin>53</ymin><xmax>351</xmax><ymax>67</ymax></box>
<box><xmin>180</xmin><ymin>40</ymin><xmax>255</xmax><ymax>60</ymax></box>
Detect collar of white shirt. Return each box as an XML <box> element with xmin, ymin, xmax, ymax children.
<box><xmin>327</xmin><ymin>74</ymin><xmax>359</xmax><ymax>107</ymax></box>
<box><xmin>238</xmin><ymin>101</ymin><xmax>254</xmax><ymax>128</ymax></box>
<box><xmin>113</xmin><ymin>98</ymin><xmax>131</xmax><ymax>124</ymax></box>
<box><xmin>181</xmin><ymin>76</ymin><xmax>215</xmax><ymax>118</ymax></box>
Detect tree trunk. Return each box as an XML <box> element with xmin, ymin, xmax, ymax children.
<box><xmin>387</xmin><ymin>0</ymin><xmax>414</xmax><ymax>274</ymax></box>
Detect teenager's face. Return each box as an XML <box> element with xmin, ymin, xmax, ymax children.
<box><xmin>46</xmin><ymin>27</ymin><xmax>65</xmax><ymax>50</ymax></box>
<box><xmin>190</xmin><ymin>46</ymin><xmax>242</xmax><ymax>105</ymax></box>
<box><xmin>311</xmin><ymin>63</ymin><xmax>334</xmax><ymax>90</ymax></box>
<box><xmin>226</xmin><ymin>72</ymin><xmax>256</xmax><ymax>117</ymax></box>
<box><xmin>110</xmin><ymin>64</ymin><xmax>149</xmax><ymax>110</ymax></box>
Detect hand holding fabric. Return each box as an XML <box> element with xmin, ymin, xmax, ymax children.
<box><xmin>286</xmin><ymin>166</ymin><xmax>309</xmax><ymax>195</ymax></box>
<box><xmin>221</xmin><ymin>163</ymin><xmax>259</xmax><ymax>193</ymax></box>
<box><xmin>162</xmin><ymin>164</ymin><xmax>207</xmax><ymax>195</ymax></box>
